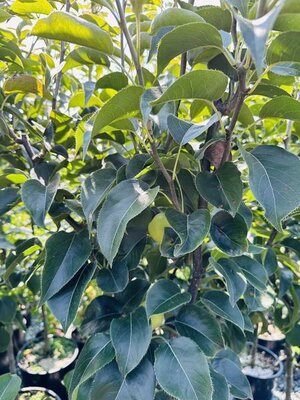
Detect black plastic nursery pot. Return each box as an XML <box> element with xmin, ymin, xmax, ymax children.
<box><xmin>258</xmin><ymin>336</ymin><xmax>286</xmax><ymax>356</ymax></box>
<box><xmin>244</xmin><ymin>344</ymin><xmax>284</xmax><ymax>400</ymax></box>
<box><xmin>18</xmin><ymin>387</ymin><xmax>61</xmax><ymax>400</ymax></box>
<box><xmin>17</xmin><ymin>336</ymin><xmax>79</xmax><ymax>400</ymax></box>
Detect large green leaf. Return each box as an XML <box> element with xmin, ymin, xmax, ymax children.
<box><xmin>175</xmin><ymin>304</ymin><xmax>224</xmax><ymax>356</ymax></box>
<box><xmin>90</xmin><ymin>359</ymin><xmax>155</xmax><ymax>400</ymax></box>
<box><xmin>240</xmin><ymin>144</ymin><xmax>300</xmax><ymax>231</ymax></box>
<box><xmin>151</xmin><ymin>70</ymin><xmax>228</xmax><ymax>106</ymax></box>
<box><xmin>210</xmin><ymin>211</ymin><xmax>248</xmax><ymax>256</ymax></box>
<box><xmin>81</xmin><ymin>168</ymin><xmax>116</xmax><ymax>229</ymax></box>
<box><xmin>196</xmin><ymin>6</ymin><xmax>232</xmax><ymax>32</ymax></box>
<box><xmin>11</xmin><ymin>0</ymin><xmax>53</xmax><ymax>14</ymax></box>
<box><xmin>146</xmin><ymin>279</ymin><xmax>191</xmax><ymax>317</ymax></box>
<box><xmin>41</xmin><ymin>229</ymin><xmax>92</xmax><ymax>303</ymax></box>
<box><xmin>92</xmin><ymin>86</ymin><xmax>144</xmax><ymax>136</ymax></box>
<box><xmin>201</xmin><ymin>291</ymin><xmax>244</xmax><ymax>329</ymax></box>
<box><xmin>0</xmin><ymin>187</ymin><xmax>19</xmax><ymax>216</ymax></box>
<box><xmin>274</xmin><ymin>14</ymin><xmax>300</xmax><ymax>31</ymax></box>
<box><xmin>21</xmin><ymin>173</ymin><xmax>60</xmax><ymax>228</ymax></box>
<box><xmin>0</xmin><ymin>296</ymin><xmax>16</xmax><ymax>324</ymax></box>
<box><xmin>115</xmin><ymin>279</ymin><xmax>150</xmax><ymax>313</ymax></box>
<box><xmin>97</xmin><ymin>179</ymin><xmax>159</xmax><ymax>265</ymax></box>
<box><xmin>167</xmin><ymin>113</ymin><xmax>219</xmax><ymax>145</ymax></box>
<box><xmin>63</xmin><ymin>47</ymin><xmax>110</xmax><ymax>72</ymax></box>
<box><xmin>0</xmin><ymin>374</ymin><xmax>21</xmax><ymax>400</ymax></box>
<box><xmin>69</xmin><ymin>333</ymin><xmax>115</xmax><ymax>400</ymax></box>
<box><xmin>4</xmin><ymin>75</ymin><xmax>45</xmax><ymax>97</ymax></box>
<box><xmin>151</xmin><ymin>8</ymin><xmax>204</xmax><ymax>34</ymax></box>
<box><xmin>267</xmin><ymin>32</ymin><xmax>300</xmax><ymax>75</ymax></box>
<box><xmin>157</xmin><ymin>22</ymin><xmax>222</xmax><ymax>73</ymax></box>
<box><xmin>210</xmin><ymin>367</ymin><xmax>229</xmax><ymax>400</ymax></box>
<box><xmin>196</xmin><ymin>162</ymin><xmax>243</xmax><ymax>216</ymax></box>
<box><xmin>165</xmin><ymin>209</ymin><xmax>210</xmax><ymax>257</ymax></box>
<box><xmin>97</xmin><ymin>261</ymin><xmax>128</xmax><ymax>293</ymax></box>
<box><xmin>233</xmin><ymin>256</ymin><xmax>268</xmax><ymax>291</ymax></box>
<box><xmin>210</xmin><ymin>258</ymin><xmax>246</xmax><ymax>306</ymax></box>
<box><xmin>235</xmin><ymin>1</ymin><xmax>284</xmax><ymax>74</ymax></box>
<box><xmin>155</xmin><ymin>337</ymin><xmax>213</xmax><ymax>400</ymax></box>
<box><xmin>32</xmin><ymin>11</ymin><xmax>113</xmax><ymax>53</ymax></box>
<box><xmin>110</xmin><ymin>307</ymin><xmax>152</xmax><ymax>376</ymax></box>
<box><xmin>48</xmin><ymin>262</ymin><xmax>96</xmax><ymax>331</ymax></box>
<box><xmin>96</xmin><ymin>72</ymin><xmax>128</xmax><ymax>91</ymax></box>
<box><xmin>260</xmin><ymin>96</ymin><xmax>300</xmax><ymax>121</ymax></box>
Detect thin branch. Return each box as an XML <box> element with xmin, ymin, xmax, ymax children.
<box><xmin>8</xmin><ymin>126</ymin><xmax>40</xmax><ymax>165</ymax></box>
<box><xmin>266</xmin><ymin>228</ymin><xmax>277</xmax><ymax>247</ymax></box>
<box><xmin>116</xmin><ymin>0</ymin><xmax>144</xmax><ymax>86</ymax></box>
<box><xmin>188</xmin><ymin>246</ymin><xmax>204</xmax><ymax>303</ymax></box>
<box><xmin>65</xmin><ymin>215</ymin><xmax>84</xmax><ymax>232</ymax></box>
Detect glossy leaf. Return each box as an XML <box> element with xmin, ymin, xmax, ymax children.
<box><xmin>167</xmin><ymin>113</ymin><xmax>219</xmax><ymax>145</ymax></box>
<box><xmin>146</xmin><ymin>279</ymin><xmax>191</xmax><ymax>317</ymax></box>
<box><xmin>155</xmin><ymin>337</ymin><xmax>213</xmax><ymax>400</ymax></box>
<box><xmin>21</xmin><ymin>174</ymin><xmax>60</xmax><ymax>228</ymax></box>
<box><xmin>151</xmin><ymin>70</ymin><xmax>228</xmax><ymax>106</ymax></box>
<box><xmin>4</xmin><ymin>75</ymin><xmax>45</xmax><ymax>97</ymax></box>
<box><xmin>234</xmin><ymin>256</ymin><xmax>268</xmax><ymax>291</ymax></box>
<box><xmin>111</xmin><ymin>307</ymin><xmax>151</xmax><ymax>376</ymax></box>
<box><xmin>0</xmin><ymin>296</ymin><xmax>16</xmax><ymax>324</ymax></box>
<box><xmin>175</xmin><ymin>304</ymin><xmax>224</xmax><ymax>356</ymax></box>
<box><xmin>97</xmin><ymin>261</ymin><xmax>128</xmax><ymax>293</ymax></box>
<box><xmin>32</xmin><ymin>11</ymin><xmax>114</xmax><ymax>53</ymax></box>
<box><xmin>97</xmin><ymin>179</ymin><xmax>159</xmax><ymax>265</ymax></box>
<box><xmin>165</xmin><ymin>209</ymin><xmax>210</xmax><ymax>257</ymax></box>
<box><xmin>157</xmin><ymin>22</ymin><xmax>222</xmax><ymax>73</ymax></box>
<box><xmin>151</xmin><ymin>8</ymin><xmax>204</xmax><ymax>34</ymax></box>
<box><xmin>115</xmin><ymin>279</ymin><xmax>150</xmax><ymax>313</ymax></box>
<box><xmin>224</xmin><ymin>0</ymin><xmax>249</xmax><ymax>17</ymax></box>
<box><xmin>210</xmin><ymin>211</ymin><xmax>248</xmax><ymax>256</ymax></box>
<box><xmin>81</xmin><ymin>168</ymin><xmax>116</xmax><ymax>229</ymax></box>
<box><xmin>210</xmin><ymin>367</ymin><xmax>229</xmax><ymax>400</ymax></box>
<box><xmin>11</xmin><ymin>0</ymin><xmax>53</xmax><ymax>14</ymax></box>
<box><xmin>260</xmin><ymin>96</ymin><xmax>300</xmax><ymax>121</ymax></box>
<box><xmin>41</xmin><ymin>229</ymin><xmax>92</xmax><ymax>303</ymax></box>
<box><xmin>267</xmin><ymin>31</ymin><xmax>300</xmax><ymax>75</ymax></box>
<box><xmin>69</xmin><ymin>333</ymin><xmax>115</xmax><ymax>400</ymax></box>
<box><xmin>196</xmin><ymin>162</ymin><xmax>243</xmax><ymax>216</ymax></box>
<box><xmin>92</xmin><ymin>86</ymin><xmax>144</xmax><ymax>136</ymax></box>
<box><xmin>236</xmin><ymin>1</ymin><xmax>284</xmax><ymax>74</ymax></box>
<box><xmin>202</xmin><ymin>291</ymin><xmax>244</xmax><ymax>329</ymax></box>
<box><xmin>48</xmin><ymin>262</ymin><xmax>96</xmax><ymax>331</ymax></box>
<box><xmin>0</xmin><ymin>374</ymin><xmax>21</xmax><ymax>400</ymax></box>
<box><xmin>210</xmin><ymin>258</ymin><xmax>246</xmax><ymax>306</ymax></box>
<box><xmin>240</xmin><ymin>144</ymin><xmax>300</xmax><ymax>231</ymax></box>
<box><xmin>0</xmin><ymin>187</ymin><xmax>19</xmax><ymax>216</ymax></box>
<box><xmin>96</xmin><ymin>72</ymin><xmax>128</xmax><ymax>91</ymax></box>
<box><xmin>90</xmin><ymin>359</ymin><xmax>155</xmax><ymax>400</ymax></box>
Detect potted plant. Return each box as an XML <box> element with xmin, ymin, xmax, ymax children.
<box><xmin>1</xmin><ymin>0</ymin><xmax>300</xmax><ymax>399</ymax></box>
<box><xmin>18</xmin><ymin>387</ymin><xmax>61</xmax><ymax>400</ymax></box>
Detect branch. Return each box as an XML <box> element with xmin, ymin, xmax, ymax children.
<box><xmin>8</xmin><ymin>127</ymin><xmax>40</xmax><ymax>165</ymax></box>
<box><xmin>188</xmin><ymin>246</ymin><xmax>204</xmax><ymax>303</ymax></box>
<box><xmin>116</xmin><ymin>0</ymin><xmax>144</xmax><ymax>86</ymax></box>
<box><xmin>266</xmin><ymin>228</ymin><xmax>277</xmax><ymax>247</ymax></box>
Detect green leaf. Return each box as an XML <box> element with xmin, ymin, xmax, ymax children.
<box><xmin>267</xmin><ymin>32</ymin><xmax>300</xmax><ymax>75</ymax></box>
<box><xmin>274</xmin><ymin>13</ymin><xmax>300</xmax><ymax>31</ymax></box>
<box><xmin>63</xmin><ymin>47</ymin><xmax>110</xmax><ymax>72</ymax></box>
<box><xmin>286</xmin><ymin>324</ymin><xmax>300</xmax><ymax>346</ymax></box>
<box><xmin>90</xmin><ymin>359</ymin><xmax>155</xmax><ymax>400</ymax></box>
<box><xmin>167</xmin><ymin>113</ymin><xmax>219</xmax><ymax>145</ymax></box>
<box><xmin>32</xmin><ymin>11</ymin><xmax>113</xmax><ymax>53</ymax></box>
<box><xmin>21</xmin><ymin>173</ymin><xmax>60</xmax><ymax>228</ymax></box>
<box><xmin>165</xmin><ymin>209</ymin><xmax>210</xmax><ymax>257</ymax></box>
<box><xmin>202</xmin><ymin>290</ymin><xmax>244</xmax><ymax>329</ymax></box>
<box><xmin>110</xmin><ymin>307</ymin><xmax>151</xmax><ymax>376</ymax></box>
<box><xmin>0</xmin><ymin>374</ymin><xmax>21</xmax><ymax>400</ymax></box>
<box><xmin>224</xmin><ymin>0</ymin><xmax>249</xmax><ymax>17</ymax></box>
<box><xmin>260</xmin><ymin>96</ymin><xmax>300</xmax><ymax>121</ymax></box>
<box><xmin>240</xmin><ymin>144</ymin><xmax>300</xmax><ymax>231</ymax></box>
<box><xmin>197</xmin><ymin>6</ymin><xmax>232</xmax><ymax>31</ymax></box>
<box><xmin>11</xmin><ymin>0</ymin><xmax>53</xmax><ymax>14</ymax></box>
<box><xmin>97</xmin><ymin>261</ymin><xmax>128</xmax><ymax>293</ymax></box>
<box><xmin>155</xmin><ymin>337</ymin><xmax>213</xmax><ymax>400</ymax></box>
<box><xmin>196</xmin><ymin>162</ymin><xmax>243</xmax><ymax>216</ymax></box>
<box><xmin>234</xmin><ymin>256</ymin><xmax>268</xmax><ymax>291</ymax></box>
<box><xmin>41</xmin><ymin>229</ymin><xmax>92</xmax><ymax>303</ymax></box>
<box><xmin>92</xmin><ymin>86</ymin><xmax>144</xmax><ymax>136</ymax></box>
<box><xmin>146</xmin><ymin>279</ymin><xmax>191</xmax><ymax>317</ymax></box>
<box><xmin>210</xmin><ymin>258</ymin><xmax>246</xmax><ymax>306</ymax></box>
<box><xmin>48</xmin><ymin>262</ymin><xmax>96</xmax><ymax>331</ymax></box>
<box><xmin>81</xmin><ymin>296</ymin><xmax>122</xmax><ymax>336</ymax></box>
<box><xmin>0</xmin><ymin>187</ymin><xmax>19</xmax><ymax>216</ymax></box>
<box><xmin>235</xmin><ymin>1</ymin><xmax>284</xmax><ymax>74</ymax></box>
<box><xmin>96</xmin><ymin>72</ymin><xmax>128</xmax><ymax>91</ymax></box>
<box><xmin>4</xmin><ymin>75</ymin><xmax>45</xmax><ymax>97</ymax></box>
<box><xmin>151</xmin><ymin>8</ymin><xmax>204</xmax><ymax>34</ymax></box>
<box><xmin>264</xmin><ymin>247</ymin><xmax>278</xmax><ymax>276</ymax></box>
<box><xmin>97</xmin><ymin>179</ymin><xmax>159</xmax><ymax>265</ymax></box>
<box><xmin>0</xmin><ymin>296</ymin><xmax>16</xmax><ymax>324</ymax></box>
<box><xmin>115</xmin><ymin>279</ymin><xmax>150</xmax><ymax>313</ymax></box>
<box><xmin>69</xmin><ymin>333</ymin><xmax>115</xmax><ymax>400</ymax></box>
<box><xmin>81</xmin><ymin>168</ymin><xmax>116</xmax><ymax>229</ymax></box>
<box><xmin>210</xmin><ymin>211</ymin><xmax>248</xmax><ymax>256</ymax></box>
<box><xmin>175</xmin><ymin>304</ymin><xmax>224</xmax><ymax>357</ymax></box>
<box><xmin>151</xmin><ymin>70</ymin><xmax>228</xmax><ymax>106</ymax></box>
<box><xmin>0</xmin><ymin>327</ymin><xmax>10</xmax><ymax>353</ymax></box>
<box><xmin>210</xmin><ymin>367</ymin><xmax>229</xmax><ymax>400</ymax></box>
<box><xmin>157</xmin><ymin>22</ymin><xmax>222</xmax><ymax>73</ymax></box>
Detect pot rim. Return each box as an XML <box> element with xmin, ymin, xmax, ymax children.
<box><xmin>18</xmin><ymin>386</ymin><xmax>61</xmax><ymax>400</ymax></box>
<box><xmin>244</xmin><ymin>342</ymin><xmax>284</xmax><ymax>380</ymax></box>
<box><xmin>17</xmin><ymin>335</ymin><xmax>79</xmax><ymax>376</ymax></box>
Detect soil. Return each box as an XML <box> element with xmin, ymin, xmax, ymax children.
<box><xmin>273</xmin><ymin>365</ymin><xmax>300</xmax><ymax>399</ymax></box>
<box><xmin>18</xmin><ymin>391</ymin><xmax>55</xmax><ymax>400</ymax></box>
<box><xmin>18</xmin><ymin>336</ymin><xmax>76</xmax><ymax>374</ymax></box>
<box><xmin>241</xmin><ymin>349</ymin><xmax>280</xmax><ymax>379</ymax></box>
<box><xmin>259</xmin><ymin>325</ymin><xmax>285</xmax><ymax>341</ymax></box>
